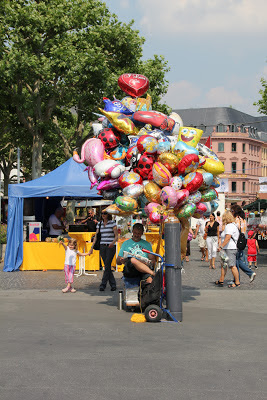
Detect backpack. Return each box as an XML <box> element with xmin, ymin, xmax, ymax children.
<box><xmin>138</xmin><ymin>270</ymin><xmax>162</xmax><ymax>311</ymax></box>
<box><xmin>232</xmin><ymin>219</ymin><xmax>247</xmax><ymax>251</ymax></box>
<box><xmin>236</xmin><ymin>230</ymin><xmax>247</xmax><ymax>251</ymax></box>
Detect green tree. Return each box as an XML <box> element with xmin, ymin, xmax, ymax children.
<box><xmin>0</xmin><ymin>0</ymin><xmax>170</xmax><ymax>179</ymax></box>
<box><xmin>254</xmin><ymin>78</ymin><xmax>267</xmax><ymax>115</ymax></box>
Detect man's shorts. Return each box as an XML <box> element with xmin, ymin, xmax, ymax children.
<box><xmin>197</xmin><ymin>234</ymin><xmax>206</xmax><ymax>249</ymax></box>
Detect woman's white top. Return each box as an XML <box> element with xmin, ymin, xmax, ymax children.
<box><xmin>64</xmin><ymin>247</ymin><xmax>77</xmax><ymax>266</ymax></box>
<box><xmin>221</xmin><ymin>223</ymin><xmax>239</xmax><ymax>250</ymax></box>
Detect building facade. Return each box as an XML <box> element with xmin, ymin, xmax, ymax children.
<box><xmin>173</xmin><ymin>107</ymin><xmax>267</xmax><ymax>205</ymax></box>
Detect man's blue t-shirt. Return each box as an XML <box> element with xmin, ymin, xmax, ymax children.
<box><xmin>118</xmin><ymin>239</ymin><xmax>152</xmax><ymax>260</ymax></box>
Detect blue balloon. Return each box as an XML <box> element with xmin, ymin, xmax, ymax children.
<box><xmin>174</xmin><ymin>141</ymin><xmax>199</xmax><ymax>156</ymax></box>
<box><xmin>103</xmin><ymin>97</ymin><xmax>133</xmax><ymax>115</ymax></box>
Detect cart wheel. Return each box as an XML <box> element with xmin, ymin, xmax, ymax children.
<box><xmin>145</xmin><ymin>305</ymin><xmax>163</xmax><ymax>322</ymax></box>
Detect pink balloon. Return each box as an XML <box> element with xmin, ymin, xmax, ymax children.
<box><xmin>73</xmin><ymin>138</ymin><xmax>104</xmax><ymax>167</ymax></box>
<box><xmin>88</xmin><ymin>167</ymin><xmax>98</xmax><ymax>188</ymax></box>
<box><xmin>149</xmin><ymin>211</ymin><xmax>167</xmax><ymax>224</ymax></box>
<box><xmin>175</xmin><ymin>189</ymin><xmax>189</xmax><ymax>208</ymax></box>
<box><xmin>145</xmin><ymin>202</ymin><xmax>161</xmax><ymax>216</ymax></box>
<box><xmin>97</xmin><ymin>179</ymin><xmax>120</xmax><ymax>191</ymax></box>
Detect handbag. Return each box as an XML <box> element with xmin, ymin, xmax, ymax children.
<box><xmin>187</xmin><ymin>232</ymin><xmax>193</xmax><ymax>241</ymax></box>
<box><xmin>93</xmin><ymin>222</ymin><xmax>101</xmax><ymax>250</ymax></box>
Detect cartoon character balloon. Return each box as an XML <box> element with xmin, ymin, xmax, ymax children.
<box><xmin>178</xmin><ymin>127</ymin><xmax>203</xmax><ymax>148</ymax></box>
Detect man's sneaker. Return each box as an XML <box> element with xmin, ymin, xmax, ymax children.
<box><xmin>255</xmin><ymin>266</ymin><xmax>258</xmax><ymax>269</ymax></box>
<box><xmin>250</xmin><ymin>272</ymin><xmax>256</xmax><ymax>283</ymax></box>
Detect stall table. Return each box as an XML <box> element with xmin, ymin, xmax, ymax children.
<box><xmin>68</xmin><ymin>232</ymin><xmax>97</xmax><ymax>276</ymax></box>
<box><xmin>20</xmin><ymin>231</ymin><xmax>164</xmax><ymax>271</ymax></box>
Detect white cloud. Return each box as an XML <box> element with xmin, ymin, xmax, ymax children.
<box><xmin>162</xmin><ymin>80</ymin><xmax>201</xmax><ymax>108</ymax></box>
<box><xmin>162</xmin><ymin>80</ymin><xmax>261</xmax><ymax>115</ymax></box>
<box><xmin>138</xmin><ymin>0</ymin><xmax>267</xmax><ymax>35</ymax></box>
<box><xmin>119</xmin><ymin>0</ymin><xmax>130</xmax><ymax>9</ymax></box>
<box><xmin>205</xmin><ymin>86</ymin><xmax>245</xmax><ymax>106</ymax></box>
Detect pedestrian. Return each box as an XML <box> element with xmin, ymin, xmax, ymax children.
<box><xmin>231</xmin><ymin>204</ymin><xmax>256</xmax><ymax>283</ymax></box>
<box><xmin>89</xmin><ymin>211</ymin><xmax>118</xmax><ymax>291</ymax></box>
<box><xmin>186</xmin><ymin>227</ymin><xmax>193</xmax><ymax>262</ymax></box>
<box><xmin>60</xmin><ymin>238</ymin><xmax>90</xmax><ymax>293</ymax></box>
<box><xmin>216</xmin><ymin>211</ymin><xmax>223</xmax><ymax>234</ymax></box>
<box><xmin>215</xmin><ymin>211</ymin><xmax>240</xmax><ymax>288</ymax></box>
<box><xmin>247</xmin><ymin>230</ymin><xmax>260</xmax><ymax>269</ymax></box>
<box><xmin>193</xmin><ymin>216</ymin><xmax>207</xmax><ymax>261</ymax></box>
<box><xmin>205</xmin><ymin>213</ymin><xmax>220</xmax><ymax>269</ymax></box>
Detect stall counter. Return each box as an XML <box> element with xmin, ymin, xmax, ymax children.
<box><xmin>20</xmin><ymin>232</ymin><xmax>164</xmax><ymax>271</ymax></box>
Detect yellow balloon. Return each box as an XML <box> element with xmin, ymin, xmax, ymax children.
<box><xmin>202</xmin><ymin>158</ymin><xmax>225</xmax><ymax>175</ymax></box>
<box><xmin>99</xmin><ymin>108</ymin><xmax>139</xmax><ymax>135</ymax></box>
<box><xmin>178</xmin><ymin>127</ymin><xmax>203</xmax><ymax>148</ymax></box>
<box><xmin>158</xmin><ymin>152</ymin><xmax>179</xmax><ymax>174</ymax></box>
<box><xmin>104</xmin><ymin>204</ymin><xmax>134</xmax><ymax>216</ymax></box>
<box><xmin>135</xmin><ymin>94</ymin><xmax>152</xmax><ymax>112</ymax></box>
<box><xmin>144</xmin><ymin>181</ymin><xmax>161</xmax><ymax>203</ymax></box>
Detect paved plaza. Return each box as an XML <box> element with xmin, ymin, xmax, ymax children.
<box><xmin>0</xmin><ymin>241</ymin><xmax>266</xmax><ymax>400</ymax></box>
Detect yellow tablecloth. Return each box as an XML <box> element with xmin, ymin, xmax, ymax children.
<box><xmin>20</xmin><ymin>241</ymin><xmax>100</xmax><ymax>271</ymax></box>
<box><xmin>20</xmin><ymin>232</ymin><xmax>164</xmax><ymax>271</ymax></box>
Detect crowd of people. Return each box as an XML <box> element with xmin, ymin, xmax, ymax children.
<box><xmin>192</xmin><ymin>205</ymin><xmax>259</xmax><ymax>288</ymax></box>
<box><xmin>54</xmin><ymin>202</ymin><xmax>260</xmax><ymax>293</ymax></box>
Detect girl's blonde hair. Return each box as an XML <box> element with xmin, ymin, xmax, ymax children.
<box><xmin>68</xmin><ymin>238</ymin><xmax>78</xmax><ymax>250</ymax></box>
<box><xmin>222</xmin><ymin>210</ymin><xmax>235</xmax><ymax>225</ymax></box>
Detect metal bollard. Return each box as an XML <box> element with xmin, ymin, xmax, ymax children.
<box><xmin>118</xmin><ymin>290</ymin><xmax>123</xmax><ymax>310</ymax></box>
<box><xmin>165</xmin><ymin>222</ymin><xmax>183</xmax><ymax>322</ymax></box>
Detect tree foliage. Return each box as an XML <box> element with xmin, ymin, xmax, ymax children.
<box><xmin>254</xmin><ymin>77</ymin><xmax>267</xmax><ymax>115</ymax></box>
<box><xmin>0</xmin><ymin>0</ymin><xmax>170</xmax><ymax>179</ymax></box>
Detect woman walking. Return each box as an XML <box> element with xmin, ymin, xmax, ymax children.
<box><xmin>89</xmin><ymin>211</ymin><xmax>118</xmax><ymax>291</ymax></box>
<box><xmin>231</xmin><ymin>205</ymin><xmax>256</xmax><ymax>283</ymax></box>
<box><xmin>205</xmin><ymin>213</ymin><xmax>220</xmax><ymax>269</ymax></box>
<box><xmin>215</xmin><ymin>211</ymin><xmax>240</xmax><ymax>288</ymax></box>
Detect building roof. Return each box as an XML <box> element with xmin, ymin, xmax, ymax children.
<box><xmin>172</xmin><ymin>107</ymin><xmax>267</xmax><ymax>141</ymax></box>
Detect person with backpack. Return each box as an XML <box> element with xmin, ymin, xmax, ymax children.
<box><xmin>215</xmin><ymin>211</ymin><xmax>240</xmax><ymax>288</ymax></box>
<box><xmin>231</xmin><ymin>205</ymin><xmax>256</xmax><ymax>283</ymax></box>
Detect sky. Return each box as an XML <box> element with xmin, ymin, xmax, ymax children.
<box><xmin>104</xmin><ymin>0</ymin><xmax>267</xmax><ymax>116</ymax></box>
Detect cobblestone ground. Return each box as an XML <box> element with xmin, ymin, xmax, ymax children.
<box><xmin>0</xmin><ymin>241</ymin><xmax>266</xmax><ymax>291</ymax></box>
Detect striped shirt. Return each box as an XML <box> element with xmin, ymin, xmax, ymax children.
<box><xmin>97</xmin><ymin>220</ymin><xmax>116</xmax><ymax>245</ymax></box>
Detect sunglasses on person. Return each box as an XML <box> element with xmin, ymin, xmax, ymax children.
<box><xmin>102</xmin><ymin>212</ymin><xmax>108</xmax><ymax>215</ymax></box>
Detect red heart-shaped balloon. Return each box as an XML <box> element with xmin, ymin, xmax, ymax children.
<box><xmin>118</xmin><ymin>73</ymin><xmax>149</xmax><ymax>97</ymax></box>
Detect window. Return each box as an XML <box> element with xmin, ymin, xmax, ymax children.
<box><xmin>232</xmin><ymin>182</ymin><xmax>237</xmax><ymax>193</ymax></box>
<box><xmin>218</xmin><ymin>142</ymin><xmax>224</xmax><ymax>152</ymax></box>
<box><xmin>242</xmin><ymin>182</ymin><xmax>246</xmax><ymax>193</ymax></box>
<box><xmin>232</xmin><ymin>143</ymin><xmax>237</xmax><ymax>152</ymax></box>
<box><xmin>242</xmin><ymin>162</ymin><xmax>246</xmax><ymax>174</ymax></box>
<box><xmin>217</xmin><ymin>124</ymin><xmax>224</xmax><ymax>132</ymax></box>
<box><xmin>232</xmin><ymin>162</ymin><xmax>237</xmax><ymax>173</ymax></box>
<box><xmin>242</xmin><ymin>143</ymin><xmax>246</xmax><ymax>152</ymax></box>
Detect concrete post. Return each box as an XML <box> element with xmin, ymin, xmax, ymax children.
<box><xmin>164</xmin><ymin>222</ymin><xmax>183</xmax><ymax>321</ymax></box>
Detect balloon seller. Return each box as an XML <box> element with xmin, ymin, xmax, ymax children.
<box><xmin>73</xmin><ymin>73</ymin><xmax>225</xmax><ymax>260</ymax></box>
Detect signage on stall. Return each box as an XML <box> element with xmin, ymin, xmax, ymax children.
<box><xmin>29</xmin><ymin>222</ymin><xmax>41</xmax><ymax>242</ymax></box>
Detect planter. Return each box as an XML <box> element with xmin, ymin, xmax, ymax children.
<box><xmin>0</xmin><ymin>244</ymin><xmax>7</xmax><ymax>262</ymax></box>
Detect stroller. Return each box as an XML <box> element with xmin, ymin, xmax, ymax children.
<box><xmin>121</xmin><ymin>249</ymin><xmax>171</xmax><ymax>322</ymax></box>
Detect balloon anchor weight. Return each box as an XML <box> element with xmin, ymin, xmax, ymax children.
<box><xmin>164</xmin><ymin>221</ymin><xmax>183</xmax><ymax>322</ymax></box>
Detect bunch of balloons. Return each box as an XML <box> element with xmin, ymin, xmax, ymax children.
<box><xmin>73</xmin><ymin>73</ymin><xmax>225</xmax><ymax>224</ymax></box>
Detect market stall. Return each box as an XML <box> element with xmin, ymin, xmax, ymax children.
<box><xmin>4</xmin><ymin>158</ymin><xmax>102</xmax><ymax>271</ymax></box>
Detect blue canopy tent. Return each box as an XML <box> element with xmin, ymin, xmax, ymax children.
<box><xmin>4</xmin><ymin>158</ymin><xmax>102</xmax><ymax>271</ymax></box>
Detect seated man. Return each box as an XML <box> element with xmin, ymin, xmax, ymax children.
<box><xmin>117</xmin><ymin>223</ymin><xmax>156</xmax><ymax>283</ymax></box>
